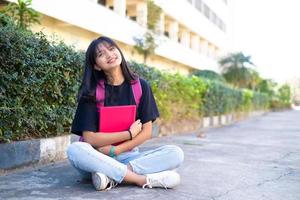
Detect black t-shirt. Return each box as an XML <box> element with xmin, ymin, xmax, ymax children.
<box><xmin>71</xmin><ymin>78</ymin><xmax>159</xmax><ymax>136</ymax></box>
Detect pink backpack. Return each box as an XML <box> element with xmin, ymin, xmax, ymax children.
<box><xmin>79</xmin><ymin>79</ymin><xmax>142</xmax><ymax>141</ymax></box>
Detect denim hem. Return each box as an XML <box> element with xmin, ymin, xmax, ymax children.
<box><xmin>116</xmin><ymin>166</ymin><xmax>128</xmax><ymax>183</ymax></box>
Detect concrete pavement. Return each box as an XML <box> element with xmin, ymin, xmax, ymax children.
<box><xmin>1</xmin><ymin>110</ymin><xmax>300</xmax><ymax>200</ymax></box>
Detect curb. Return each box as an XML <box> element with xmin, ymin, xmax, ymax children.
<box><xmin>0</xmin><ymin>134</ymin><xmax>79</xmax><ymax>172</ymax></box>
<box><xmin>0</xmin><ymin>110</ymin><xmax>268</xmax><ymax>173</ymax></box>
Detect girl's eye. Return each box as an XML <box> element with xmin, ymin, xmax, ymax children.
<box><xmin>109</xmin><ymin>46</ymin><xmax>115</xmax><ymax>51</ymax></box>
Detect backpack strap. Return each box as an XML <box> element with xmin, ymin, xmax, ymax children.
<box><xmin>96</xmin><ymin>79</ymin><xmax>105</xmax><ymax>111</ymax></box>
<box><xmin>79</xmin><ymin>79</ymin><xmax>142</xmax><ymax>142</ymax></box>
<box><xmin>96</xmin><ymin>79</ymin><xmax>141</xmax><ymax>108</ymax></box>
<box><xmin>131</xmin><ymin>79</ymin><xmax>142</xmax><ymax>107</ymax></box>
<box><xmin>79</xmin><ymin>80</ymin><xmax>105</xmax><ymax>142</ymax></box>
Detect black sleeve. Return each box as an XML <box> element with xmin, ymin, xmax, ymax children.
<box><xmin>137</xmin><ymin>78</ymin><xmax>160</xmax><ymax>124</ymax></box>
<box><xmin>71</xmin><ymin>99</ymin><xmax>98</xmax><ymax>136</ymax></box>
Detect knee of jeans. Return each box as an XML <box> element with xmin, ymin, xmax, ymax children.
<box><xmin>164</xmin><ymin>145</ymin><xmax>184</xmax><ymax>165</ymax></box>
<box><xmin>67</xmin><ymin>142</ymin><xmax>85</xmax><ymax>161</ymax></box>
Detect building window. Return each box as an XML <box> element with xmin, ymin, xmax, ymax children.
<box><xmin>164</xmin><ymin>31</ymin><xmax>169</xmax><ymax>37</ymax></box>
<box><xmin>186</xmin><ymin>0</ymin><xmax>227</xmax><ymax>32</ymax></box>
<box><xmin>130</xmin><ymin>16</ymin><xmax>137</xmax><ymax>21</ymax></box>
<box><xmin>97</xmin><ymin>0</ymin><xmax>106</xmax><ymax>6</ymax></box>
<box><xmin>195</xmin><ymin>0</ymin><xmax>202</xmax><ymax>12</ymax></box>
<box><xmin>203</xmin><ymin>3</ymin><xmax>210</xmax><ymax>19</ymax></box>
<box><xmin>211</xmin><ymin>11</ymin><xmax>217</xmax><ymax>24</ymax></box>
<box><xmin>221</xmin><ymin>22</ymin><xmax>226</xmax><ymax>32</ymax></box>
<box><xmin>198</xmin><ymin>3</ymin><xmax>226</xmax><ymax>32</ymax></box>
<box><xmin>98</xmin><ymin>0</ymin><xmax>106</xmax><ymax>6</ymax></box>
<box><xmin>216</xmin><ymin>18</ymin><xmax>221</xmax><ymax>29</ymax></box>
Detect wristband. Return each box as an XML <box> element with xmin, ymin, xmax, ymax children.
<box><xmin>128</xmin><ymin>129</ymin><xmax>133</xmax><ymax>140</ymax></box>
<box><xmin>109</xmin><ymin>146</ymin><xmax>116</xmax><ymax>157</ymax></box>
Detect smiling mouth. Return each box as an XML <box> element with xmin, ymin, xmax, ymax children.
<box><xmin>107</xmin><ymin>57</ymin><xmax>117</xmax><ymax>64</ymax></box>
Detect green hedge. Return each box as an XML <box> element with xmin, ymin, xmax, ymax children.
<box><xmin>0</xmin><ymin>14</ymin><xmax>84</xmax><ymax>142</ymax></box>
<box><xmin>203</xmin><ymin>81</ymin><xmax>242</xmax><ymax>116</ymax></box>
<box><xmin>192</xmin><ymin>69</ymin><xmax>226</xmax><ymax>83</ymax></box>
<box><xmin>0</xmin><ymin>14</ymin><xmax>270</xmax><ymax>142</ymax></box>
<box><xmin>131</xmin><ymin>62</ymin><xmax>269</xmax><ymax>118</ymax></box>
<box><xmin>198</xmin><ymin>81</ymin><xmax>269</xmax><ymax>116</ymax></box>
<box><xmin>131</xmin><ymin>61</ymin><xmax>207</xmax><ymax>121</ymax></box>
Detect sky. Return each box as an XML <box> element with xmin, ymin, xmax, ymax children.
<box><xmin>231</xmin><ymin>0</ymin><xmax>300</xmax><ymax>84</ymax></box>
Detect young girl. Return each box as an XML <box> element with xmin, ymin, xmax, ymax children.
<box><xmin>67</xmin><ymin>36</ymin><xmax>184</xmax><ymax>191</ymax></box>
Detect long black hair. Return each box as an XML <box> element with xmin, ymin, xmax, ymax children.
<box><xmin>77</xmin><ymin>36</ymin><xmax>138</xmax><ymax>102</ymax></box>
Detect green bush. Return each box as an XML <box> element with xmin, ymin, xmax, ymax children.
<box><xmin>202</xmin><ymin>81</ymin><xmax>269</xmax><ymax>116</ymax></box>
<box><xmin>264</xmin><ymin>84</ymin><xmax>291</xmax><ymax>110</ymax></box>
<box><xmin>203</xmin><ymin>80</ymin><xmax>242</xmax><ymax>116</ymax></box>
<box><xmin>0</xmin><ymin>14</ymin><xmax>84</xmax><ymax>142</ymax></box>
<box><xmin>252</xmin><ymin>91</ymin><xmax>269</xmax><ymax>110</ymax></box>
<box><xmin>242</xmin><ymin>89</ymin><xmax>253</xmax><ymax>112</ymax></box>
<box><xmin>131</xmin><ymin>61</ymin><xmax>207</xmax><ymax>121</ymax></box>
<box><xmin>131</xmin><ymin>62</ymin><xmax>269</xmax><ymax>119</ymax></box>
<box><xmin>192</xmin><ymin>69</ymin><xmax>226</xmax><ymax>83</ymax></box>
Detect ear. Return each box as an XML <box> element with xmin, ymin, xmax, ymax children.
<box><xmin>94</xmin><ymin>65</ymin><xmax>101</xmax><ymax>71</ymax></box>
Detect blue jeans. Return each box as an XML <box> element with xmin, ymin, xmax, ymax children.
<box><xmin>67</xmin><ymin>142</ymin><xmax>184</xmax><ymax>183</ymax></box>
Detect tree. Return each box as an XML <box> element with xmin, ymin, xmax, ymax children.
<box><xmin>257</xmin><ymin>79</ymin><xmax>277</xmax><ymax>98</ymax></box>
<box><xmin>133</xmin><ymin>31</ymin><xmax>158</xmax><ymax>64</ymax></box>
<box><xmin>192</xmin><ymin>69</ymin><xmax>226</xmax><ymax>83</ymax></box>
<box><xmin>221</xmin><ymin>66</ymin><xmax>252</xmax><ymax>88</ymax></box>
<box><xmin>278</xmin><ymin>84</ymin><xmax>291</xmax><ymax>107</ymax></box>
<box><xmin>247</xmin><ymin>68</ymin><xmax>262</xmax><ymax>90</ymax></box>
<box><xmin>219</xmin><ymin>52</ymin><xmax>256</xmax><ymax>88</ymax></box>
<box><xmin>133</xmin><ymin>0</ymin><xmax>161</xmax><ymax>64</ymax></box>
<box><xmin>0</xmin><ymin>0</ymin><xmax>40</xmax><ymax>29</ymax></box>
<box><xmin>219</xmin><ymin>52</ymin><xmax>254</xmax><ymax>72</ymax></box>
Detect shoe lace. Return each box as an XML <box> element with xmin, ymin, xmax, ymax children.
<box><xmin>142</xmin><ymin>177</ymin><xmax>168</xmax><ymax>189</ymax></box>
<box><xmin>105</xmin><ymin>179</ymin><xmax>118</xmax><ymax>191</ymax></box>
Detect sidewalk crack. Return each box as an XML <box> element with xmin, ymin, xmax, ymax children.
<box><xmin>211</xmin><ymin>169</ymin><xmax>294</xmax><ymax>200</ymax></box>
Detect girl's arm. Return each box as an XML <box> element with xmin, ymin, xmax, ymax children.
<box><xmin>115</xmin><ymin>121</ymin><xmax>152</xmax><ymax>155</ymax></box>
<box><xmin>83</xmin><ymin>130</ymin><xmax>131</xmax><ymax>147</ymax></box>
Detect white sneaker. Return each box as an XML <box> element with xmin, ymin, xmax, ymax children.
<box><xmin>92</xmin><ymin>172</ymin><xmax>117</xmax><ymax>191</ymax></box>
<box><xmin>143</xmin><ymin>171</ymin><xmax>180</xmax><ymax>189</ymax></box>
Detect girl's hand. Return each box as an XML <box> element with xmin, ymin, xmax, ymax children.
<box><xmin>97</xmin><ymin>145</ymin><xmax>112</xmax><ymax>156</ymax></box>
<box><xmin>129</xmin><ymin>119</ymin><xmax>142</xmax><ymax>138</ymax></box>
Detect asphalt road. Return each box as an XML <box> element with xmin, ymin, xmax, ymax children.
<box><xmin>1</xmin><ymin>110</ymin><xmax>300</xmax><ymax>200</ymax></box>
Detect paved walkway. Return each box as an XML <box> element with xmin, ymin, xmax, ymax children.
<box><xmin>1</xmin><ymin>110</ymin><xmax>300</xmax><ymax>200</ymax></box>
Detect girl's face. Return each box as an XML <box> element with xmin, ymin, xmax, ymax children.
<box><xmin>94</xmin><ymin>42</ymin><xmax>122</xmax><ymax>72</ymax></box>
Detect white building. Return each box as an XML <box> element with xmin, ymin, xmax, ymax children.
<box><xmin>3</xmin><ymin>0</ymin><xmax>233</xmax><ymax>74</ymax></box>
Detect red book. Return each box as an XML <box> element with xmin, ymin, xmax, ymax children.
<box><xmin>99</xmin><ymin>105</ymin><xmax>136</xmax><ymax>133</ymax></box>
